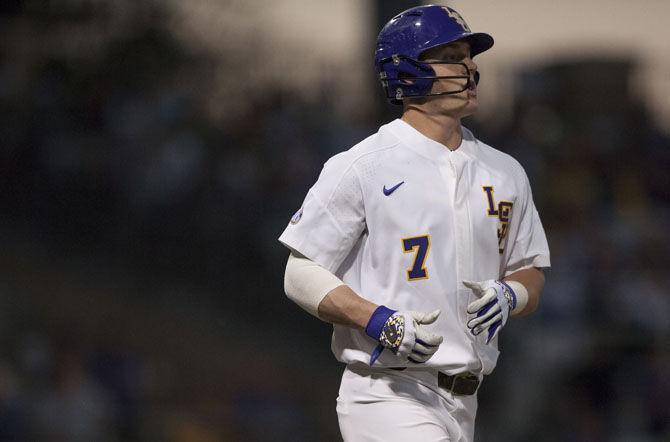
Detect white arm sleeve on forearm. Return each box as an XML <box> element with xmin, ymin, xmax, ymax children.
<box><xmin>284</xmin><ymin>252</ymin><xmax>345</xmax><ymax>318</ymax></box>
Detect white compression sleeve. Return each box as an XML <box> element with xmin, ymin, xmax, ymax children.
<box><xmin>284</xmin><ymin>252</ymin><xmax>345</xmax><ymax>318</ymax></box>
<box><xmin>505</xmin><ymin>280</ymin><xmax>529</xmax><ymax>315</ymax></box>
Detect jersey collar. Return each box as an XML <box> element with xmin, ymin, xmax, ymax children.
<box><xmin>384</xmin><ymin>118</ymin><xmax>477</xmax><ymax>163</ymax></box>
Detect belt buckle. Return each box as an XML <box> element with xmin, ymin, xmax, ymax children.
<box><xmin>450</xmin><ymin>373</ymin><xmax>480</xmax><ymax>396</ymax></box>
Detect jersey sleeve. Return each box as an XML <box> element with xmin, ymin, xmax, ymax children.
<box><xmin>502</xmin><ymin>166</ymin><xmax>551</xmax><ymax>276</ymax></box>
<box><xmin>278</xmin><ymin>153</ymin><xmax>366</xmax><ymax>273</ymax></box>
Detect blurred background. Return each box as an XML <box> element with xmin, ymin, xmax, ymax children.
<box><xmin>0</xmin><ymin>0</ymin><xmax>669</xmax><ymax>440</ymax></box>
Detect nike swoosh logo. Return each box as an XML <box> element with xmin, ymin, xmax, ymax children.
<box><xmin>383</xmin><ymin>181</ymin><xmax>405</xmax><ymax>196</ymax></box>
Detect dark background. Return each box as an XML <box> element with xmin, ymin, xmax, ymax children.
<box><xmin>0</xmin><ymin>0</ymin><xmax>668</xmax><ymax>440</ymax></box>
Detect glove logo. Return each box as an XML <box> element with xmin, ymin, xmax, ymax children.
<box><xmin>380</xmin><ymin>315</ymin><xmax>405</xmax><ymax>350</ymax></box>
<box><xmin>501</xmin><ymin>286</ymin><xmax>515</xmax><ymax>309</ymax></box>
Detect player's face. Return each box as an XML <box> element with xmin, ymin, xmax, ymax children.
<box><xmin>420</xmin><ymin>41</ymin><xmax>479</xmax><ymax>118</ymax></box>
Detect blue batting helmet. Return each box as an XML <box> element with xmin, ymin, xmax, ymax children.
<box><xmin>375</xmin><ymin>5</ymin><xmax>494</xmax><ymax>104</ymax></box>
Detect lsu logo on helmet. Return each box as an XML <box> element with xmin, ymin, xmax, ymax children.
<box><xmin>442</xmin><ymin>7</ymin><xmax>471</xmax><ymax>32</ymax></box>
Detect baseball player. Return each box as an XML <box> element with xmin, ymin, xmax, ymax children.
<box><xmin>279</xmin><ymin>5</ymin><xmax>550</xmax><ymax>441</ymax></box>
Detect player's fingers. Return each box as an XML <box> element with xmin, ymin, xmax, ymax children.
<box><xmin>418</xmin><ymin>309</ymin><xmax>440</xmax><ymax>325</ymax></box>
<box><xmin>467</xmin><ymin>289</ymin><xmax>496</xmax><ymax>313</ymax></box>
<box><xmin>410</xmin><ymin>309</ymin><xmax>440</xmax><ymax>324</ymax></box>
<box><xmin>413</xmin><ymin>341</ymin><xmax>439</xmax><ymax>356</ymax></box>
<box><xmin>471</xmin><ymin>299</ymin><xmax>500</xmax><ymax>318</ymax></box>
<box><xmin>414</xmin><ymin>335</ymin><xmax>443</xmax><ymax>352</ymax></box>
<box><xmin>408</xmin><ymin>351</ymin><xmax>437</xmax><ymax>364</ymax></box>
<box><xmin>408</xmin><ymin>352</ymin><xmax>431</xmax><ymax>363</ymax></box>
<box><xmin>415</xmin><ymin>327</ymin><xmax>443</xmax><ymax>347</ymax></box>
<box><xmin>471</xmin><ymin>312</ymin><xmax>502</xmax><ymax>335</ymax></box>
<box><xmin>486</xmin><ymin>320</ymin><xmax>503</xmax><ymax>344</ymax></box>
<box><xmin>462</xmin><ymin>280</ymin><xmax>484</xmax><ymax>293</ymax></box>
<box><xmin>408</xmin><ymin>355</ymin><xmax>426</xmax><ymax>364</ymax></box>
<box><xmin>467</xmin><ymin>304</ymin><xmax>500</xmax><ymax>330</ymax></box>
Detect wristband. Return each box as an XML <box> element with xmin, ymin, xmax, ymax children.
<box><xmin>365</xmin><ymin>305</ymin><xmax>396</xmax><ymax>339</ymax></box>
<box><xmin>504</xmin><ymin>280</ymin><xmax>529</xmax><ymax>314</ymax></box>
<box><xmin>365</xmin><ymin>305</ymin><xmax>396</xmax><ymax>365</ymax></box>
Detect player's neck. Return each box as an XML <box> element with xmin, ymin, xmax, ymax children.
<box><xmin>401</xmin><ymin>110</ymin><xmax>462</xmax><ymax>151</ymax></box>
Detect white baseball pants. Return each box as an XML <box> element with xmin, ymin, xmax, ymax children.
<box><xmin>336</xmin><ymin>364</ymin><xmax>478</xmax><ymax>442</ymax></box>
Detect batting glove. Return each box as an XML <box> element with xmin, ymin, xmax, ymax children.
<box><xmin>365</xmin><ymin>306</ymin><xmax>443</xmax><ymax>365</ymax></box>
<box><xmin>463</xmin><ymin>280</ymin><xmax>517</xmax><ymax>344</ymax></box>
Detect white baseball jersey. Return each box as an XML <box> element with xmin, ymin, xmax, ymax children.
<box><xmin>279</xmin><ymin>118</ymin><xmax>550</xmax><ymax>375</ymax></box>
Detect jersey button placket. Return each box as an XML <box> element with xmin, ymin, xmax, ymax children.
<box><xmin>446</xmin><ymin>154</ymin><xmax>462</xmax><ymax>292</ymax></box>
<box><xmin>439</xmin><ymin>154</ymin><xmax>458</xmax><ymax>291</ymax></box>
<box><xmin>449</xmin><ymin>152</ymin><xmax>472</xmax><ymax>330</ymax></box>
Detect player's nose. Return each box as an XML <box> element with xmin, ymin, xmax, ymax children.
<box><xmin>466</xmin><ymin>58</ymin><xmax>478</xmax><ymax>75</ymax></box>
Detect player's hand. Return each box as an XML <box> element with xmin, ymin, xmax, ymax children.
<box><xmin>463</xmin><ymin>280</ymin><xmax>517</xmax><ymax>344</ymax></box>
<box><xmin>365</xmin><ymin>306</ymin><xmax>443</xmax><ymax>365</ymax></box>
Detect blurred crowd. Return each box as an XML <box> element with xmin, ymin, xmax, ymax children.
<box><xmin>473</xmin><ymin>60</ymin><xmax>670</xmax><ymax>442</ymax></box>
<box><xmin>0</xmin><ymin>1</ymin><xmax>668</xmax><ymax>440</ymax></box>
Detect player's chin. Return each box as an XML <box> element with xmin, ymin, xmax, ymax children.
<box><xmin>456</xmin><ymin>97</ymin><xmax>478</xmax><ymax>118</ymax></box>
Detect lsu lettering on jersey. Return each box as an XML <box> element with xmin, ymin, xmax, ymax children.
<box><xmin>279</xmin><ymin>119</ymin><xmax>550</xmax><ymax>375</ymax></box>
